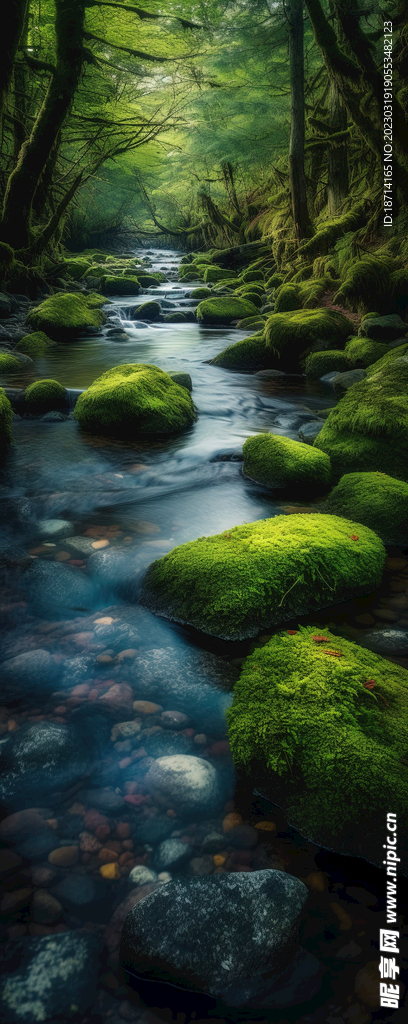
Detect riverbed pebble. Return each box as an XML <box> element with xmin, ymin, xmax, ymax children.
<box><xmin>48</xmin><ymin>845</ymin><xmax>79</xmax><ymax>867</ymax></box>
<box><xmin>144</xmin><ymin>754</ymin><xmax>221</xmax><ymax>817</ymax></box>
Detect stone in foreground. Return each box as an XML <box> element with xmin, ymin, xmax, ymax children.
<box><xmin>0</xmin><ymin>932</ymin><xmax>100</xmax><ymax>1023</ymax></box>
<box><xmin>121</xmin><ymin>870</ymin><xmax>318</xmax><ymax>1007</ymax></box>
<box><xmin>141</xmin><ymin>513</ymin><xmax>385</xmax><ymax>640</ymax></box>
<box><xmin>227</xmin><ymin>626</ymin><xmax>408</xmax><ymax>871</ymax></box>
<box><xmin>74</xmin><ymin>363</ymin><xmax>196</xmax><ymax>437</ymax></box>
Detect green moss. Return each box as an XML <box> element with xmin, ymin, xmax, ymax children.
<box><xmin>365</xmin><ymin>343</ymin><xmax>408</xmax><ymax>376</ymax></box>
<box><xmin>235</xmin><ymin>316</ymin><xmax>267</xmax><ymax>330</ymax></box>
<box><xmin>314</xmin><ymin>357</ymin><xmax>408</xmax><ymax>480</ymax></box>
<box><xmin>16</xmin><ymin>332</ymin><xmax>56</xmax><ymax>357</ymax></box>
<box><xmin>236</xmin><ymin>290</ymin><xmax>263</xmax><ymax>308</ymax></box>
<box><xmin>141</xmin><ymin>513</ymin><xmax>385</xmax><ymax>641</ymax></box>
<box><xmin>132</xmin><ymin>300</ymin><xmax>161</xmax><ymax>321</ymax></box>
<box><xmin>235</xmin><ymin>283</ymin><xmax>265</xmax><ymax>298</ymax></box>
<box><xmin>345</xmin><ymin>337</ymin><xmax>388</xmax><ymax>368</ymax></box>
<box><xmin>243</xmin><ymin>433</ymin><xmax>331</xmax><ymax>495</ymax></box>
<box><xmin>203</xmin><ymin>267</ymin><xmax>237</xmax><ymax>284</ymax></box>
<box><xmin>274</xmin><ymin>284</ymin><xmax>301</xmax><ymax>313</ymax></box>
<box><xmin>210</xmin><ymin>333</ymin><xmax>268</xmax><ymax>370</ymax></box>
<box><xmin>226</xmin><ymin>626</ymin><xmax>408</xmax><ymax>846</ymax></box>
<box><xmin>265</xmin><ymin>274</ymin><xmax>284</xmax><ymax>290</ymax></box>
<box><xmin>197</xmin><ymin>297</ymin><xmax>259</xmax><ymax>325</ymax></box>
<box><xmin>334</xmin><ymin>255</ymin><xmax>398</xmax><ymax>314</ymax></box>
<box><xmin>61</xmin><ymin>257</ymin><xmax>92</xmax><ymax>280</ymax></box>
<box><xmin>190</xmin><ymin>288</ymin><xmax>212</xmax><ymax>299</ymax></box>
<box><xmin>179</xmin><ymin>264</ymin><xmax>201</xmax><ymax>279</ymax></box>
<box><xmin>0</xmin><ymin>352</ymin><xmax>21</xmax><ymax>373</ymax></box>
<box><xmin>25</xmin><ymin>379</ymin><xmax>67</xmax><ymax>414</ymax></box>
<box><xmin>136</xmin><ymin>272</ymin><xmax>165</xmax><ymax>287</ymax></box>
<box><xmin>299</xmin><ymin>277</ymin><xmax>334</xmax><ymax>309</ymax></box>
<box><xmin>27</xmin><ymin>293</ymin><xmax>106</xmax><ymax>339</ymax></box>
<box><xmin>298</xmin><ymin>204</ymin><xmax>367</xmax><ymax>259</ymax></box>
<box><xmin>0</xmin><ymin>388</ymin><xmax>12</xmax><ymax>444</ymax></box>
<box><xmin>324</xmin><ymin>472</ymin><xmax>408</xmax><ymax>545</ymax></box>
<box><xmin>86</xmin><ymin>292</ymin><xmax>108</xmax><ymax>308</ymax></box>
<box><xmin>0</xmin><ymin>242</ymin><xmax>15</xmax><ymax>276</ymax></box>
<box><xmin>240</xmin><ymin>269</ymin><xmax>264</xmax><ymax>283</ymax></box>
<box><xmin>74</xmin><ymin>363</ymin><xmax>196</xmax><ymax>437</ymax></box>
<box><xmin>264</xmin><ymin>308</ymin><xmax>352</xmax><ymax>372</ymax></box>
<box><xmin>102</xmin><ymin>276</ymin><xmax>141</xmax><ymax>296</ymax></box>
<box><xmin>305</xmin><ymin>350</ymin><xmax>352</xmax><ymax>379</ymax></box>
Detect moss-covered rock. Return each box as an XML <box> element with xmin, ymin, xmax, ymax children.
<box><xmin>360</xmin><ymin>313</ymin><xmax>408</xmax><ymax>342</ymax></box>
<box><xmin>0</xmin><ymin>387</ymin><xmax>13</xmax><ymax>444</ymax></box>
<box><xmin>274</xmin><ymin>284</ymin><xmax>302</xmax><ymax>313</ymax></box>
<box><xmin>102</xmin><ymin>276</ymin><xmax>141</xmax><ymax>296</ymax></box>
<box><xmin>305</xmin><ymin>350</ymin><xmax>352</xmax><ymax>379</ymax></box>
<box><xmin>74</xmin><ymin>363</ymin><xmax>196</xmax><ymax>437</ymax></box>
<box><xmin>203</xmin><ymin>267</ymin><xmax>237</xmax><ymax>284</ymax></box>
<box><xmin>236</xmin><ymin>290</ymin><xmax>263</xmax><ymax>308</ymax></box>
<box><xmin>210</xmin><ymin>333</ymin><xmax>269</xmax><ymax>370</ymax></box>
<box><xmin>226</xmin><ymin>625</ymin><xmax>408</xmax><ymax>869</ymax></box>
<box><xmin>334</xmin><ymin>255</ymin><xmax>397</xmax><ymax>314</ymax></box>
<box><xmin>365</xmin><ymin>342</ymin><xmax>408</xmax><ymax>377</ymax></box>
<box><xmin>235</xmin><ymin>283</ymin><xmax>265</xmax><ymax>298</ymax></box>
<box><xmin>314</xmin><ymin>356</ymin><xmax>408</xmax><ymax>480</ymax></box>
<box><xmin>27</xmin><ymin>293</ymin><xmax>106</xmax><ymax>339</ymax></box>
<box><xmin>240</xmin><ymin>269</ymin><xmax>264</xmax><ymax>283</ymax></box>
<box><xmin>168</xmin><ymin>371</ymin><xmax>193</xmax><ymax>392</ymax></box>
<box><xmin>16</xmin><ymin>332</ymin><xmax>56</xmax><ymax>357</ymax></box>
<box><xmin>299</xmin><ymin>277</ymin><xmax>333</xmax><ymax>309</ymax></box>
<box><xmin>86</xmin><ymin>292</ymin><xmax>109</xmax><ymax>308</ymax></box>
<box><xmin>324</xmin><ymin>471</ymin><xmax>408</xmax><ymax>545</ymax></box>
<box><xmin>61</xmin><ymin>257</ymin><xmax>92</xmax><ymax>280</ymax></box>
<box><xmin>141</xmin><ymin>513</ymin><xmax>385</xmax><ymax>641</ymax></box>
<box><xmin>179</xmin><ymin>264</ymin><xmax>202</xmax><ymax>280</ymax></box>
<box><xmin>0</xmin><ymin>352</ymin><xmax>21</xmax><ymax>373</ymax></box>
<box><xmin>162</xmin><ymin>311</ymin><xmax>196</xmax><ymax>323</ymax></box>
<box><xmin>345</xmin><ymin>337</ymin><xmax>388</xmax><ymax>368</ymax></box>
<box><xmin>264</xmin><ymin>308</ymin><xmax>352</xmax><ymax>372</ymax></box>
<box><xmin>197</xmin><ymin>297</ymin><xmax>259</xmax><ymax>326</ymax></box>
<box><xmin>265</xmin><ymin>274</ymin><xmax>284</xmax><ymax>290</ymax></box>
<box><xmin>25</xmin><ymin>379</ymin><xmax>68</xmax><ymax>414</ymax></box>
<box><xmin>243</xmin><ymin>433</ymin><xmax>331</xmax><ymax>495</ymax></box>
<box><xmin>235</xmin><ymin>316</ymin><xmax>267</xmax><ymax>330</ymax></box>
<box><xmin>136</xmin><ymin>272</ymin><xmax>165</xmax><ymax>287</ymax></box>
<box><xmin>190</xmin><ymin>287</ymin><xmax>212</xmax><ymax>299</ymax></box>
<box><xmin>132</xmin><ymin>300</ymin><xmax>161</xmax><ymax>321</ymax></box>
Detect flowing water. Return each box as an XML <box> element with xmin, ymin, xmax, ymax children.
<box><xmin>0</xmin><ymin>250</ymin><xmax>400</xmax><ymax>1024</ymax></box>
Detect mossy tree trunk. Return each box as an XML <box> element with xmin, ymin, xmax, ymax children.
<box><xmin>287</xmin><ymin>0</ymin><xmax>312</xmax><ymax>242</ymax></box>
<box><xmin>1</xmin><ymin>0</ymin><xmax>29</xmax><ymax>120</ymax></box>
<box><xmin>327</xmin><ymin>79</ymin><xmax>348</xmax><ymax>215</ymax></box>
<box><xmin>0</xmin><ymin>0</ymin><xmax>87</xmax><ymax>250</ymax></box>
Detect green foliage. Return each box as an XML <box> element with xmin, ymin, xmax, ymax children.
<box><xmin>0</xmin><ymin>243</ymin><xmax>15</xmax><ymax>276</ymax></box>
<box><xmin>304</xmin><ymin>350</ymin><xmax>352</xmax><ymax>379</ymax></box>
<box><xmin>102</xmin><ymin>276</ymin><xmax>141</xmax><ymax>296</ymax></box>
<box><xmin>243</xmin><ymin>433</ymin><xmax>331</xmax><ymax>495</ymax></box>
<box><xmin>197</xmin><ymin>297</ymin><xmax>259</xmax><ymax>325</ymax></box>
<box><xmin>273</xmin><ymin>284</ymin><xmax>301</xmax><ymax>313</ymax></box>
<box><xmin>27</xmin><ymin>293</ymin><xmax>106</xmax><ymax>338</ymax></box>
<box><xmin>298</xmin><ymin>205</ymin><xmax>368</xmax><ymax>259</ymax></box>
<box><xmin>25</xmin><ymin>379</ymin><xmax>67</xmax><ymax>413</ymax></box>
<box><xmin>314</xmin><ymin>357</ymin><xmax>408</xmax><ymax>480</ymax></box>
<box><xmin>16</xmin><ymin>332</ymin><xmax>56</xmax><ymax>357</ymax></box>
<box><xmin>141</xmin><ymin>513</ymin><xmax>385</xmax><ymax>641</ymax></box>
<box><xmin>264</xmin><ymin>309</ymin><xmax>352</xmax><ymax>372</ymax></box>
<box><xmin>345</xmin><ymin>337</ymin><xmax>388</xmax><ymax>368</ymax></box>
<box><xmin>226</xmin><ymin>626</ymin><xmax>408</xmax><ymax>836</ymax></box>
<box><xmin>74</xmin><ymin>362</ymin><xmax>196</xmax><ymax>437</ymax></box>
<box><xmin>0</xmin><ymin>388</ymin><xmax>13</xmax><ymax>444</ymax></box>
<box><xmin>324</xmin><ymin>472</ymin><xmax>408</xmax><ymax>545</ymax></box>
<box><xmin>0</xmin><ymin>353</ymin><xmax>21</xmax><ymax>373</ymax></box>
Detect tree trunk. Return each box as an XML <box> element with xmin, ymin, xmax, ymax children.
<box><xmin>327</xmin><ymin>79</ymin><xmax>348</xmax><ymax>215</ymax></box>
<box><xmin>1</xmin><ymin>0</ymin><xmax>87</xmax><ymax>248</ymax></box>
<box><xmin>288</xmin><ymin>0</ymin><xmax>312</xmax><ymax>242</ymax></box>
<box><xmin>0</xmin><ymin>0</ymin><xmax>29</xmax><ymax>118</ymax></box>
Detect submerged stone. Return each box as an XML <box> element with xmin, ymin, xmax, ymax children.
<box><xmin>120</xmin><ymin>870</ymin><xmax>316</xmax><ymax>1007</ymax></box>
<box><xmin>0</xmin><ymin>932</ymin><xmax>100</xmax><ymax>1024</ymax></box>
<box><xmin>227</xmin><ymin>626</ymin><xmax>408</xmax><ymax>870</ymax></box>
<box><xmin>24</xmin><ymin>558</ymin><xmax>95</xmax><ymax>616</ymax></box>
<box><xmin>141</xmin><ymin>513</ymin><xmax>385</xmax><ymax>641</ymax></box>
<box><xmin>73</xmin><ymin>363</ymin><xmax>196</xmax><ymax>437</ymax></box>
<box><xmin>144</xmin><ymin>754</ymin><xmax>222</xmax><ymax>818</ymax></box>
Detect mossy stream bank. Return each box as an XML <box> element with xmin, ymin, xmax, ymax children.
<box><xmin>0</xmin><ymin>247</ymin><xmax>407</xmax><ymax>1024</ymax></box>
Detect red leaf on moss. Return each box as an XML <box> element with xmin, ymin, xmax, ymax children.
<box><xmin>287</xmin><ymin>630</ymin><xmax>298</xmax><ymax>635</ymax></box>
<box><xmin>312</xmin><ymin>635</ymin><xmax>329</xmax><ymax>643</ymax></box>
<box><xmin>350</xmin><ymin>534</ymin><xmax>359</xmax><ymax>541</ymax></box>
<box><xmin>363</xmin><ymin>679</ymin><xmax>376</xmax><ymax>690</ymax></box>
<box><xmin>323</xmin><ymin>649</ymin><xmax>343</xmax><ymax>657</ymax></box>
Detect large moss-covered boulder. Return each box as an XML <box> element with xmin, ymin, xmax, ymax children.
<box><xmin>26</xmin><ymin>293</ymin><xmax>106</xmax><ymax>339</ymax></box>
<box><xmin>197</xmin><ymin>297</ymin><xmax>259</xmax><ymax>326</ymax></box>
<box><xmin>136</xmin><ymin>272</ymin><xmax>165</xmax><ymax>287</ymax></box>
<box><xmin>61</xmin><ymin>257</ymin><xmax>92</xmax><ymax>280</ymax></box>
<box><xmin>0</xmin><ymin>353</ymin><xmax>21</xmax><ymax>373</ymax></box>
<box><xmin>25</xmin><ymin>379</ymin><xmax>68</xmax><ymax>414</ymax></box>
<box><xmin>345</xmin><ymin>337</ymin><xmax>388</xmax><ymax>368</ymax></box>
<box><xmin>74</xmin><ymin>363</ymin><xmax>196</xmax><ymax>437</ymax></box>
<box><xmin>131</xmin><ymin>300</ymin><xmax>161</xmax><ymax>321</ymax></box>
<box><xmin>263</xmin><ymin>309</ymin><xmax>352</xmax><ymax>372</ymax></box>
<box><xmin>324</xmin><ymin>471</ymin><xmax>408</xmax><ymax>545</ymax></box>
<box><xmin>365</xmin><ymin>342</ymin><xmax>408</xmax><ymax>377</ymax></box>
<box><xmin>314</xmin><ymin>356</ymin><xmax>408</xmax><ymax>481</ymax></box>
<box><xmin>16</xmin><ymin>332</ymin><xmax>56</xmax><ymax>357</ymax></box>
<box><xmin>102</xmin><ymin>276</ymin><xmax>141</xmax><ymax>296</ymax></box>
<box><xmin>243</xmin><ymin>433</ymin><xmax>331</xmax><ymax>495</ymax></box>
<box><xmin>226</xmin><ymin>626</ymin><xmax>408</xmax><ymax>870</ymax></box>
<box><xmin>203</xmin><ymin>267</ymin><xmax>237</xmax><ymax>284</ymax></box>
<box><xmin>334</xmin><ymin>254</ymin><xmax>397</xmax><ymax>314</ymax></box>
<box><xmin>141</xmin><ymin>513</ymin><xmax>385</xmax><ymax>641</ymax></box>
<box><xmin>210</xmin><ymin>333</ymin><xmax>269</xmax><ymax>371</ymax></box>
<box><xmin>273</xmin><ymin>284</ymin><xmax>302</xmax><ymax>313</ymax></box>
<box><xmin>0</xmin><ymin>388</ymin><xmax>12</xmax><ymax>445</ymax></box>
<box><xmin>304</xmin><ymin>350</ymin><xmax>352</xmax><ymax>379</ymax></box>
<box><xmin>190</xmin><ymin>287</ymin><xmax>212</xmax><ymax>299</ymax></box>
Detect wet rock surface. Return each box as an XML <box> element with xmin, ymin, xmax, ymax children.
<box><xmin>0</xmin><ymin>932</ymin><xmax>101</xmax><ymax>1023</ymax></box>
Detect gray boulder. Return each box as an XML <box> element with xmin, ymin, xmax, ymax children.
<box><xmin>37</xmin><ymin>518</ymin><xmax>74</xmax><ymax>539</ymax></box>
<box><xmin>120</xmin><ymin>870</ymin><xmax>318</xmax><ymax>1008</ymax></box>
<box><xmin>332</xmin><ymin>368</ymin><xmax>366</xmax><ymax>394</ymax></box>
<box><xmin>298</xmin><ymin>421</ymin><xmax>324</xmax><ymax>444</ymax></box>
<box><xmin>145</xmin><ymin>755</ymin><xmax>221</xmax><ymax>818</ymax></box>
<box><xmin>360</xmin><ymin>314</ymin><xmax>407</xmax><ymax>341</ymax></box>
<box><xmin>0</xmin><ymin>932</ymin><xmax>100</xmax><ymax>1024</ymax></box>
<box><xmin>360</xmin><ymin>628</ymin><xmax>408</xmax><ymax>656</ymax></box>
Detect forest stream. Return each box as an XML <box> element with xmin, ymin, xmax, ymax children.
<box><xmin>0</xmin><ymin>250</ymin><xmax>407</xmax><ymax>1024</ymax></box>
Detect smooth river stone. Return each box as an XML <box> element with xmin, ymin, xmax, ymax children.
<box><xmin>144</xmin><ymin>755</ymin><xmax>221</xmax><ymax>818</ymax></box>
